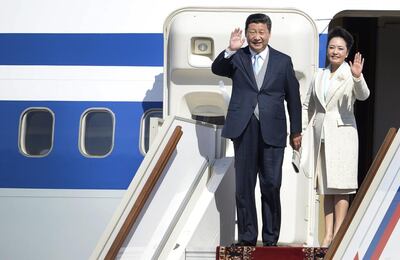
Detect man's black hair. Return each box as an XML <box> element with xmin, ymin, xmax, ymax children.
<box><xmin>245</xmin><ymin>13</ymin><xmax>272</xmax><ymax>32</ymax></box>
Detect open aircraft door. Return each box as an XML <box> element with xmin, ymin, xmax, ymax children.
<box><xmin>164</xmin><ymin>8</ymin><xmax>319</xmax><ymax>245</ymax></box>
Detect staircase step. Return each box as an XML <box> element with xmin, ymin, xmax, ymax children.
<box><xmin>185</xmin><ymin>248</ymin><xmax>216</xmax><ymax>260</ymax></box>
<box><xmin>216</xmin><ymin>246</ymin><xmax>328</xmax><ymax>260</ymax></box>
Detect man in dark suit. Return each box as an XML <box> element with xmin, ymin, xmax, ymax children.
<box><xmin>211</xmin><ymin>13</ymin><xmax>302</xmax><ymax>246</ymax></box>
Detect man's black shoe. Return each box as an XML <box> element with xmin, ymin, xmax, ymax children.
<box><xmin>231</xmin><ymin>241</ymin><xmax>256</xmax><ymax>247</ymax></box>
<box><xmin>263</xmin><ymin>241</ymin><xmax>277</xmax><ymax>247</ymax></box>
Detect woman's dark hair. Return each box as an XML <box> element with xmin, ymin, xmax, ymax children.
<box><xmin>245</xmin><ymin>13</ymin><xmax>272</xmax><ymax>32</ymax></box>
<box><xmin>327</xmin><ymin>27</ymin><xmax>354</xmax><ymax>50</ymax></box>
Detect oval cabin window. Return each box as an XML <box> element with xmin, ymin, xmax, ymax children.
<box><xmin>79</xmin><ymin>109</ymin><xmax>115</xmax><ymax>157</ymax></box>
<box><xmin>19</xmin><ymin>108</ymin><xmax>54</xmax><ymax>157</ymax></box>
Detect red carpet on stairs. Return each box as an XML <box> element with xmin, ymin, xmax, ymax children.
<box><xmin>216</xmin><ymin>246</ymin><xmax>328</xmax><ymax>260</ymax></box>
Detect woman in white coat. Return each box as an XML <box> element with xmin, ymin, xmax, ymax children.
<box><xmin>303</xmin><ymin>27</ymin><xmax>370</xmax><ymax>247</ymax></box>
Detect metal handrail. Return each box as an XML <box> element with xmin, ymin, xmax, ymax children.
<box><xmin>325</xmin><ymin>127</ymin><xmax>398</xmax><ymax>259</ymax></box>
<box><xmin>105</xmin><ymin>126</ymin><xmax>183</xmax><ymax>260</ymax></box>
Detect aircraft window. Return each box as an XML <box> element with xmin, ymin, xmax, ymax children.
<box><xmin>139</xmin><ymin>108</ymin><xmax>163</xmax><ymax>155</ymax></box>
<box><xmin>80</xmin><ymin>109</ymin><xmax>115</xmax><ymax>157</ymax></box>
<box><xmin>19</xmin><ymin>108</ymin><xmax>54</xmax><ymax>157</ymax></box>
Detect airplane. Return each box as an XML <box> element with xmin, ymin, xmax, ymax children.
<box><xmin>1</xmin><ymin>0</ymin><xmax>399</xmax><ymax>259</ymax></box>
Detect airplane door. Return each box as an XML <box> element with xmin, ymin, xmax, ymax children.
<box><xmin>164</xmin><ymin>8</ymin><xmax>319</xmax><ymax>245</ymax></box>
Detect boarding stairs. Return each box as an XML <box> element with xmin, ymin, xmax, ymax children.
<box><xmin>91</xmin><ymin>118</ymin><xmax>399</xmax><ymax>260</ymax></box>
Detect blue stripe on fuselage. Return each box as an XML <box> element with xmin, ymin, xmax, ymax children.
<box><xmin>0</xmin><ymin>33</ymin><xmax>326</xmax><ymax>67</ymax></box>
<box><xmin>319</xmin><ymin>33</ymin><xmax>327</xmax><ymax>68</ymax></box>
<box><xmin>0</xmin><ymin>101</ymin><xmax>162</xmax><ymax>189</ymax></box>
<box><xmin>0</xmin><ymin>34</ymin><xmax>163</xmax><ymax>66</ymax></box>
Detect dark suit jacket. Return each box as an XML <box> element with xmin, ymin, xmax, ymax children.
<box><xmin>211</xmin><ymin>46</ymin><xmax>301</xmax><ymax>147</ymax></box>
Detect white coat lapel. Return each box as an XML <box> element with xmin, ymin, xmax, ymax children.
<box><xmin>315</xmin><ymin>69</ymin><xmax>326</xmax><ymax>108</ymax></box>
<box><xmin>325</xmin><ymin>62</ymin><xmax>349</xmax><ymax>106</ymax></box>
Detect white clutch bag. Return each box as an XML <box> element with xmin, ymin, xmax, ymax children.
<box><xmin>292</xmin><ymin>149</ymin><xmax>301</xmax><ymax>173</ymax></box>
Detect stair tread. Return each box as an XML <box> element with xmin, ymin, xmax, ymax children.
<box><xmin>216</xmin><ymin>246</ymin><xmax>328</xmax><ymax>259</ymax></box>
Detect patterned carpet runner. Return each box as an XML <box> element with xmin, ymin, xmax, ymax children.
<box><xmin>216</xmin><ymin>246</ymin><xmax>328</xmax><ymax>260</ymax></box>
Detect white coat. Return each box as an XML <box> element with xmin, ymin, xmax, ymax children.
<box><xmin>302</xmin><ymin>62</ymin><xmax>370</xmax><ymax>189</ymax></box>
